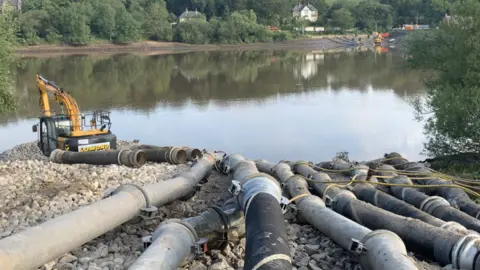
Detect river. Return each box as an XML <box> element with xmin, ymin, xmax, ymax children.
<box><xmin>0</xmin><ymin>49</ymin><xmax>426</xmax><ymax>162</ymax></box>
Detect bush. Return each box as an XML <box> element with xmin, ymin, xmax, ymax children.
<box><xmin>272</xmin><ymin>31</ymin><xmax>292</xmax><ymax>42</ymax></box>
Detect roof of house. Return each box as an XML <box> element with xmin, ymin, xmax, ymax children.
<box><xmin>292</xmin><ymin>4</ymin><xmax>318</xmax><ymax>12</ymax></box>
<box><xmin>179</xmin><ymin>9</ymin><xmax>203</xmax><ymax>19</ymax></box>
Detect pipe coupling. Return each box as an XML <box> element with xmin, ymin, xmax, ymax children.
<box><xmin>351</xmin><ymin>165</ymin><xmax>370</xmax><ymax>177</ymax></box>
<box><xmin>242</xmin><ymin>173</ymin><xmax>282</xmax><ymax>210</ymax></box>
<box><xmin>118</xmin><ymin>149</ymin><xmax>147</xmax><ymax>168</ymax></box>
<box><xmin>166</xmin><ymin>147</ymin><xmax>188</xmax><ymax>164</ymax></box>
<box><xmin>452</xmin><ymin>234</ymin><xmax>480</xmax><ymax>270</ymax></box>
<box><xmin>419</xmin><ymin>196</ymin><xmax>450</xmax><ymax>214</ymax></box>
<box><xmin>440</xmin><ymin>222</ymin><xmax>468</xmax><ymax>235</ymax></box>
<box><xmin>221</xmin><ymin>154</ymin><xmax>245</xmax><ymax>174</ymax></box>
<box><xmin>49</xmin><ymin>149</ymin><xmax>64</xmax><ymax>163</ymax></box>
<box><xmin>329</xmin><ymin>190</ymin><xmax>357</xmax><ymax>213</ymax></box>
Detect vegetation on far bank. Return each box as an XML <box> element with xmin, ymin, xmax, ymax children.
<box><xmin>1</xmin><ymin>0</ymin><xmax>457</xmax><ymax>46</ymax></box>
<box><xmin>0</xmin><ymin>7</ymin><xmax>16</xmax><ymax>114</ymax></box>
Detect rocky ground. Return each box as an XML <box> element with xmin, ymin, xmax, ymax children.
<box><xmin>0</xmin><ymin>141</ymin><xmax>447</xmax><ymax>270</ymax></box>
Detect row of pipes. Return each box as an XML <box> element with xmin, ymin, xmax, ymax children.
<box><xmin>1</xmin><ymin>147</ymin><xmax>480</xmax><ymax>270</ymax></box>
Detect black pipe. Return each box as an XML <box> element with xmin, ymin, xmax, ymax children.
<box><xmin>255</xmin><ymin>160</ymin><xmax>419</xmax><ymax>270</ymax></box>
<box><xmin>292</xmin><ymin>163</ymin><xmax>480</xmax><ymax>267</ymax></box>
<box><xmin>384</xmin><ymin>152</ymin><xmax>480</xmax><ymax>219</ymax></box>
<box><xmin>50</xmin><ymin>148</ymin><xmax>147</xmax><ymax>167</ymax></box>
<box><xmin>221</xmin><ymin>154</ymin><xmax>291</xmax><ymax>270</ymax></box>
<box><xmin>313</xmin><ymin>161</ymin><xmax>454</xmax><ymax>228</ymax></box>
<box><xmin>181</xmin><ymin>147</ymin><xmax>203</xmax><ymax>161</ymax></box>
<box><xmin>368</xmin><ymin>163</ymin><xmax>480</xmax><ymax>232</ymax></box>
<box><xmin>131</xmin><ymin>145</ymin><xmax>188</xmax><ymax>164</ymax></box>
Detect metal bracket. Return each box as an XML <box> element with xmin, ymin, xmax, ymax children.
<box><xmin>223</xmin><ymin>165</ymin><xmax>231</xmax><ymax>174</ymax></box>
<box><xmin>142</xmin><ymin>235</ymin><xmax>152</xmax><ymax>250</ymax></box>
<box><xmin>324</xmin><ymin>195</ymin><xmax>333</xmax><ymax>207</ymax></box>
<box><xmin>280</xmin><ymin>196</ymin><xmax>298</xmax><ymax>215</ymax></box>
<box><xmin>350</xmin><ymin>238</ymin><xmax>368</xmax><ymax>255</ymax></box>
<box><xmin>228</xmin><ymin>180</ymin><xmax>242</xmax><ymax>196</ymax></box>
<box><xmin>140</xmin><ymin>205</ymin><xmax>158</xmax><ymax>220</ymax></box>
<box><xmin>191</xmin><ymin>237</ymin><xmax>208</xmax><ymax>257</ymax></box>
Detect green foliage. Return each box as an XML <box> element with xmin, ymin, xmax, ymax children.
<box><xmin>114</xmin><ymin>7</ymin><xmax>141</xmax><ymax>44</ymax></box>
<box><xmin>331</xmin><ymin>8</ymin><xmax>354</xmax><ymax>30</ymax></box>
<box><xmin>144</xmin><ymin>2</ymin><xmax>173</xmax><ymax>41</ymax></box>
<box><xmin>0</xmin><ymin>8</ymin><xmax>17</xmax><ymax>114</ymax></box>
<box><xmin>406</xmin><ymin>0</ymin><xmax>480</xmax><ymax>156</ymax></box>
<box><xmin>174</xmin><ymin>19</ymin><xmax>211</xmax><ymax>44</ymax></box>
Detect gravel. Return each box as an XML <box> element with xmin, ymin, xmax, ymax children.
<box><xmin>0</xmin><ymin>141</ymin><xmax>452</xmax><ymax>270</ymax></box>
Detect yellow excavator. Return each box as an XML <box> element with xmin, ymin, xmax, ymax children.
<box><xmin>32</xmin><ymin>74</ymin><xmax>117</xmax><ymax>156</ymax></box>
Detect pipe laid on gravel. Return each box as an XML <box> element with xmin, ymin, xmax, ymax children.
<box><xmin>295</xmin><ymin>162</ymin><xmax>480</xmax><ymax>269</ymax></box>
<box><xmin>255</xmin><ymin>160</ymin><xmax>418</xmax><ymax>270</ymax></box>
<box><xmin>221</xmin><ymin>154</ymin><xmax>292</xmax><ymax>270</ymax></box>
<box><xmin>129</xmin><ymin>198</ymin><xmax>245</xmax><ymax>270</ymax></box>
<box><xmin>315</xmin><ymin>160</ymin><xmax>467</xmax><ymax>232</ymax></box>
<box><xmin>384</xmin><ymin>153</ymin><xmax>480</xmax><ymax>219</ymax></box>
<box><xmin>0</xmin><ymin>152</ymin><xmax>218</xmax><ymax>270</ymax></box>
<box><xmin>50</xmin><ymin>148</ymin><xmax>147</xmax><ymax>168</ymax></box>
<box><xmin>130</xmin><ymin>145</ymin><xmax>188</xmax><ymax>164</ymax></box>
<box><xmin>369</xmin><ymin>163</ymin><xmax>480</xmax><ymax>233</ymax></box>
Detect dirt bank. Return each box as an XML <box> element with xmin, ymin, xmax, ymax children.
<box><xmin>16</xmin><ymin>39</ymin><xmax>366</xmax><ymax>57</ymax></box>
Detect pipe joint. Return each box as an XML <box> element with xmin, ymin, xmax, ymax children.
<box><xmin>153</xmin><ymin>219</ymin><xmax>199</xmax><ymax>242</ymax></box>
<box><xmin>118</xmin><ymin>149</ymin><xmax>147</xmax><ymax>167</ymax></box>
<box><xmin>452</xmin><ymin>234</ymin><xmax>480</xmax><ymax>270</ymax></box>
<box><xmin>328</xmin><ymin>190</ymin><xmax>357</xmax><ymax>212</ymax></box>
<box><xmin>420</xmin><ymin>196</ymin><xmax>450</xmax><ymax>214</ymax></box>
<box><xmin>242</xmin><ymin>173</ymin><xmax>282</xmax><ymax>210</ymax></box>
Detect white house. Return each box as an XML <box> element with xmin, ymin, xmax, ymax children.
<box><xmin>292</xmin><ymin>4</ymin><xmax>318</xmax><ymax>22</ymax></box>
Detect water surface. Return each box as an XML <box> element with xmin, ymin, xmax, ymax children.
<box><xmin>0</xmin><ymin>50</ymin><xmax>426</xmax><ymax>162</ymax></box>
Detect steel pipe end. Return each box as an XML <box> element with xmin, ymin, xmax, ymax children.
<box><xmin>360</xmin><ymin>230</ymin><xmax>417</xmax><ymax>270</ymax></box>
<box><xmin>169</xmin><ymin>147</ymin><xmax>188</xmax><ymax>164</ymax></box>
<box><xmin>186</xmin><ymin>148</ymin><xmax>202</xmax><ymax>161</ymax></box>
<box><xmin>49</xmin><ymin>149</ymin><xmax>65</xmax><ymax>163</ymax></box>
<box><xmin>419</xmin><ymin>196</ymin><xmax>450</xmax><ymax>214</ymax></box>
<box><xmin>452</xmin><ymin>234</ymin><xmax>480</xmax><ymax>270</ymax></box>
<box><xmin>119</xmin><ymin>149</ymin><xmax>147</xmax><ymax>168</ymax></box>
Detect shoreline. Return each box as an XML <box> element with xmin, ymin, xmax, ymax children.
<box><xmin>15</xmin><ymin>38</ymin><xmax>371</xmax><ymax>57</ymax></box>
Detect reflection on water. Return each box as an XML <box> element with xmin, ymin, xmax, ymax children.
<box><xmin>0</xmin><ymin>50</ymin><xmax>426</xmax><ymax>161</ymax></box>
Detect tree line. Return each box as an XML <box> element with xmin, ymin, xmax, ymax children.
<box><xmin>2</xmin><ymin>0</ymin><xmax>457</xmax><ymax>45</ymax></box>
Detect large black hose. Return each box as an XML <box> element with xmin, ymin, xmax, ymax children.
<box><xmin>130</xmin><ymin>145</ymin><xmax>188</xmax><ymax>164</ymax></box>
<box><xmin>313</xmin><ymin>161</ymin><xmax>462</xmax><ymax>230</ymax></box>
<box><xmin>255</xmin><ymin>160</ymin><xmax>418</xmax><ymax>270</ymax></box>
<box><xmin>292</xmin><ymin>163</ymin><xmax>480</xmax><ymax>268</ymax></box>
<box><xmin>221</xmin><ymin>154</ymin><xmax>291</xmax><ymax>270</ymax></box>
<box><xmin>384</xmin><ymin>153</ymin><xmax>480</xmax><ymax>219</ymax></box>
<box><xmin>370</xmin><ymin>163</ymin><xmax>480</xmax><ymax>232</ymax></box>
<box><xmin>50</xmin><ymin>148</ymin><xmax>147</xmax><ymax>167</ymax></box>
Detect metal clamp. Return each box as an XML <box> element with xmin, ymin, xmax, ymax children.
<box><xmin>228</xmin><ymin>180</ymin><xmax>242</xmax><ymax>196</ymax></box>
<box><xmin>142</xmin><ymin>235</ymin><xmax>153</xmax><ymax>250</ymax></box>
<box><xmin>106</xmin><ymin>183</ymin><xmax>158</xmax><ymax>220</ymax></box>
<box><xmin>350</xmin><ymin>238</ymin><xmax>368</xmax><ymax>255</ymax></box>
<box><xmin>280</xmin><ymin>196</ymin><xmax>291</xmax><ymax>214</ymax></box>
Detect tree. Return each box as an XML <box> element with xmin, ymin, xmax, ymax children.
<box><xmin>174</xmin><ymin>19</ymin><xmax>211</xmax><ymax>44</ymax></box>
<box><xmin>331</xmin><ymin>8</ymin><xmax>354</xmax><ymax>30</ymax></box>
<box><xmin>143</xmin><ymin>1</ymin><xmax>173</xmax><ymax>41</ymax></box>
<box><xmin>0</xmin><ymin>7</ymin><xmax>17</xmax><ymax>114</ymax></box>
<box><xmin>353</xmin><ymin>1</ymin><xmax>393</xmax><ymax>32</ymax></box>
<box><xmin>91</xmin><ymin>2</ymin><xmax>116</xmax><ymax>41</ymax></box>
<box><xmin>406</xmin><ymin>0</ymin><xmax>480</xmax><ymax>156</ymax></box>
<box><xmin>114</xmin><ymin>7</ymin><xmax>141</xmax><ymax>44</ymax></box>
<box><xmin>57</xmin><ymin>2</ymin><xmax>91</xmax><ymax>45</ymax></box>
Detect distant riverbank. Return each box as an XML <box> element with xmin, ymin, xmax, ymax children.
<box><xmin>16</xmin><ymin>38</ymin><xmax>369</xmax><ymax>57</ymax></box>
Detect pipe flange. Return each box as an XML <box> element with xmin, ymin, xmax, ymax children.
<box><xmin>419</xmin><ymin>196</ymin><xmax>450</xmax><ymax>214</ymax></box>
<box><xmin>452</xmin><ymin>234</ymin><xmax>480</xmax><ymax>270</ymax></box>
<box><xmin>117</xmin><ymin>148</ymin><xmax>129</xmax><ymax>165</ymax></box>
<box><xmin>155</xmin><ymin>219</ymin><xmax>199</xmax><ymax>242</ymax></box>
<box><xmin>440</xmin><ymin>221</ymin><xmax>468</xmax><ymax>234</ymax></box>
<box><xmin>330</xmin><ymin>190</ymin><xmax>357</xmax><ymax>213</ymax></box>
<box><xmin>211</xmin><ymin>206</ymin><xmax>231</xmax><ymax>233</ymax></box>
<box><xmin>241</xmin><ymin>173</ymin><xmax>282</xmax><ymax>210</ymax></box>
<box><xmin>386</xmin><ymin>175</ymin><xmax>413</xmax><ymax>185</ymax></box>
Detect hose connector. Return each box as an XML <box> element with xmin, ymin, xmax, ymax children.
<box><xmin>118</xmin><ymin>149</ymin><xmax>147</xmax><ymax>168</ymax></box>
<box><xmin>49</xmin><ymin>148</ymin><xmax>64</xmax><ymax>163</ymax></box>
<box><xmin>452</xmin><ymin>234</ymin><xmax>480</xmax><ymax>270</ymax></box>
<box><xmin>440</xmin><ymin>222</ymin><xmax>468</xmax><ymax>235</ymax></box>
<box><xmin>360</xmin><ymin>230</ymin><xmax>418</xmax><ymax>270</ymax></box>
<box><xmin>420</xmin><ymin>196</ymin><xmax>450</xmax><ymax>215</ymax></box>
<box><xmin>242</xmin><ymin>173</ymin><xmax>282</xmax><ymax>211</ymax></box>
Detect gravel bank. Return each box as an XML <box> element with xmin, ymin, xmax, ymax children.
<box><xmin>0</xmin><ymin>142</ymin><xmax>446</xmax><ymax>270</ymax></box>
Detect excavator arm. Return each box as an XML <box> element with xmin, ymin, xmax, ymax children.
<box><xmin>36</xmin><ymin>74</ymin><xmax>82</xmax><ymax>133</ymax></box>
